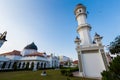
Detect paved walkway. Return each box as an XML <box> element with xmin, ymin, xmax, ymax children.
<box><xmin>72</xmin><ymin>71</ymin><xmax>80</xmax><ymax>77</ymax></box>
<box><xmin>72</xmin><ymin>71</ymin><xmax>101</xmax><ymax>80</ymax></box>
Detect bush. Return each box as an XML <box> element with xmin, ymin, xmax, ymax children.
<box><xmin>60</xmin><ymin>67</ymin><xmax>78</xmax><ymax>77</ymax></box>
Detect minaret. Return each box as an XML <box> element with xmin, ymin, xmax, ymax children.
<box><xmin>74</xmin><ymin>4</ymin><xmax>92</xmax><ymax>45</ymax></box>
<box><xmin>0</xmin><ymin>31</ymin><xmax>7</xmax><ymax>48</ymax></box>
<box><xmin>74</xmin><ymin>4</ymin><xmax>108</xmax><ymax>78</ymax></box>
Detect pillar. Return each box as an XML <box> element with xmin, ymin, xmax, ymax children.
<box><xmin>29</xmin><ymin>62</ymin><xmax>32</xmax><ymax>68</ymax></box>
<box><xmin>33</xmin><ymin>61</ymin><xmax>37</xmax><ymax>71</ymax></box>
<box><xmin>20</xmin><ymin>62</ymin><xmax>24</xmax><ymax>69</ymax></box>
<box><xmin>78</xmin><ymin>51</ymin><xmax>84</xmax><ymax>76</ymax></box>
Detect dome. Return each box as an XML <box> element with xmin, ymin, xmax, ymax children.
<box><xmin>74</xmin><ymin>3</ymin><xmax>86</xmax><ymax>14</ymax></box>
<box><xmin>24</xmin><ymin>42</ymin><xmax>38</xmax><ymax>50</ymax></box>
<box><xmin>76</xmin><ymin>4</ymin><xmax>86</xmax><ymax>8</ymax></box>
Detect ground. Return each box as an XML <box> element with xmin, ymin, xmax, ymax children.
<box><xmin>0</xmin><ymin>70</ymin><xmax>97</xmax><ymax>80</ymax></box>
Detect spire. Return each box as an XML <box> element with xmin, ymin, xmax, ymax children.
<box><xmin>0</xmin><ymin>31</ymin><xmax>7</xmax><ymax>41</ymax></box>
<box><xmin>94</xmin><ymin>32</ymin><xmax>103</xmax><ymax>46</ymax></box>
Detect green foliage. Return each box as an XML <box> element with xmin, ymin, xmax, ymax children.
<box><xmin>60</xmin><ymin>67</ymin><xmax>79</xmax><ymax>77</ymax></box>
<box><xmin>109</xmin><ymin>35</ymin><xmax>120</xmax><ymax>54</ymax></box>
<box><xmin>101</xmin><ymin>56</ymin><xmax>120</xmax><ymax>80</ymax></box>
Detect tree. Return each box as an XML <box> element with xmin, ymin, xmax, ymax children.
<box><xmin>101</xmin><ymin>56</ymin><xmax>120</xmax><ymax>80</ymax></box>
<box><xmin>109</xmin><ymin>35</ymin><xmax>120</xmax><ymax>54</ymax></box>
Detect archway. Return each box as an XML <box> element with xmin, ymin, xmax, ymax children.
<box><xmin>25</xmin><ymin>62</ymin><xmax>29</xmax><ymax>69</ymax></box>
<box><xmin>22</xmin><ymin>62</ymin><xmax>25</xmax><ymax>69</ymax></box>
<box><xmin>12</xmin><ymin>62</ymin><xmax>17</xmax><ymax>70</ymax></box>
<box><xmin>36</xmin><ymin>62</ymin><xmax>39</xmax><ymax>69</ymax></box>
<box><xmin>44</xmin><ymin>63</ymin><xmax>46</xmax><ymax>68</ymax></box>
<box><xmin>2</xmin><ymin>62</ymin><xmax>6</xmax><ymax>69</ymax></box>
<box><xmin>8</xmin><ymin>62</ymin><xmax>11</xmax><ymax>69</ymax></box>
<box><xmin>31</xmin><ymin>62</ymin><xmax>34</xmax><ymax>70</ymax></box>
<box><xmin>41</xmin><ymin>63</ymin><xmax>43</xmax><ymax>69</ymax></box>
<box><xmin>18</xmin><ymin>62</ymin><xmax>21</xmax><ymax>69</ymax></box>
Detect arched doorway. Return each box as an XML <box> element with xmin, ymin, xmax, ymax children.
<box><xmin>44</xmin><ymin>63</ymin><xmax>46</xmax><ymax>68</ymax></box>
<box><xmin>2</xmin><ymin>62</ymin><xmax>6</xmax><ymax>69</ymax></box>
<box><xmin>41</xmin><ymin>63</ymin><xmax>43</xmax><ymax>69</ymax></box>
<box><xmin>12</xmin><ymin>62</ymin><xmax>17</xmax><ymax>70</ymax></box>
<box><xmin>36</xmin><ymin>62</ymin><xmax>39</xmax><ymax>69</ymax></box>
<box><xmin>25</xmin><ymin>62</ymin><xmax>29</xmax><ymax>69</ymax></box>
<box><xmin>31</xmin><ymin>62</ymin><xmax>34</xmax><ymax>70</ymax></box>
<box><xmin>22</xmin><ymin>62</ymin><xmax>25</xmax><ymax>69</ymax></box>
<box><xmin>18</xmin><ymin>62</ymin><xmax>21</xmax><ymax>69</ymax></box>
<box><xmin>8</xmin><ymin>62</ymin><xmax>11</xmax><ymax>69</ymax></box>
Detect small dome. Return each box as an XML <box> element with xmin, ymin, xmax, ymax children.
<box><xmin>76</xmin><ymin>4</ymin><xmax>85</xmax><ymax>8</ymax></box>
<box><xmin>24</xmin><ymin>42</ymin><xmax>38</xmax><ymax>50</ymax></box>
<box><xmin>74</xmin><ymin>3</ymin><xmax>86</xmax><ymax>15</ymax></box>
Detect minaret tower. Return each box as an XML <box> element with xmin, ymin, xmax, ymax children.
<box><xmin>74</xmin><ymin>4</ymin><xmax>108</xmax><ymax>78</ymax></box>
<box><xmin>74</xmin><ymin>4</ymin><xmax>92</xmax><ymax>45</ymax></box>
<box><xmin>0</xmin><ymin>31</ymin><xmax>7</xmax><ymax>48</ymax></box>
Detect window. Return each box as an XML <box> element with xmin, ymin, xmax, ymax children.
<box><xmin>79</xmin><ymin>9</ymin><xmax>82</xmax><ymax>12</ymax></box>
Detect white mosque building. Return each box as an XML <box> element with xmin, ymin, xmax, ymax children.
<box><xmin>0</xmin><ymin>41</ymin><xmax>59</xmax><ymax>70</ymax></box>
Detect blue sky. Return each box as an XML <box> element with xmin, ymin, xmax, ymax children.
<box><xmin>0</xmin><ymin>0</ymin><xmax>120</xmax><ymax>60</ymax></box>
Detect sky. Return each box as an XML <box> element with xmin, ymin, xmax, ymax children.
<box><xmin>0</xmin><ymin>0</ymin><xmax>120</xmax><ymax>60</ymax></box>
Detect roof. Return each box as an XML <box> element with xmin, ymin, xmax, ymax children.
<box><xmin>0</xmin><ymin>50</ymin><xmax>21</xmax><ymax>56</ymax></box>
<box><xmin>24</xmin><ymin>42</ymin><xmax>38</xmax><ymax>50</ymax></box>
<box><xmin>73</xmin><ymin>60</ymin><xmax>78</xmax><ymax>64</ymax></box>
<box><xmin>25</xmin><ymin>52</ymin><xmax>45</xmax><ymax>57</ymax></box>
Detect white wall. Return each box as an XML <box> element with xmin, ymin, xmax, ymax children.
<box><xmin>21</xmin><ymin>49</ymin><xmax>37</xmax><ymax>56</ymax></box>
<box><xmin>78</xmin><ymin>27</ymin><xmax>92</xmax><ymax>45</ymax></box>
<box><xmin>81</xmin><ymin>53</ymin><xmax>106</xmax><ymax>77</ymax></box>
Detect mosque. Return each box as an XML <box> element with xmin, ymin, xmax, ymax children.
<box><xmin>0</xmin><ymin>32</ymin><xmax>59</xmax><ymax>70</ymax></box>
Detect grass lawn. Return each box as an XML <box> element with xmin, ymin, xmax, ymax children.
<box><xmin>0</xmin><ymin>70</ymin><xmax>97</xmax><ymax>80</ymax></box>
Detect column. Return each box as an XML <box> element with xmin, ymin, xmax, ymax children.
<box><xmin>78</xmin><ymin>51</ymin><xmax>84</xmax><ymax>76</ymax></box>
<box><xmin>20</xmin><ymin>62</ymin><xmax>23</xmax><ymax>69</ymax></box>
<box><xmin>10</xmin><ymin>62</ymin><xmax>14</xmax><ymax>69</ymax></box>
<box><xmin>33</xmin><ymin>61</ymin><xmax>37</xmax><ymax>71</ymax></box>
<box><xmin>39</xmin><ymin>62</ymin><xmax>41</xmax><ymax>69</ymax></box>
<box><xmin>42</xmin><ymin>62</ymin><xmax>44</xmax><ymax>68</ymax></box>
<box><xmin>24</xmin><ymin>62</ymin><xmax>27</xmax><ymax>68</ymax></box>
<box><xmin>29</xmin><ymin>62</ymin><xmax>32</xmax><ymax>69</ymax></box>
<box><xmin>17</xmin><ymin>62</ymin><xmax>20</xmax><ymax>69</ymax></box>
